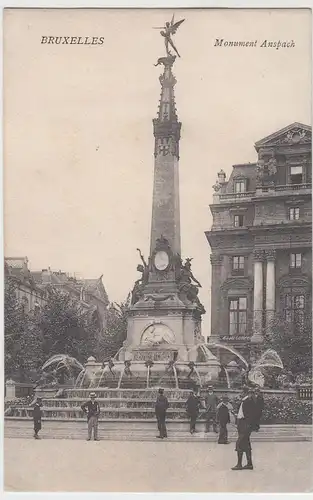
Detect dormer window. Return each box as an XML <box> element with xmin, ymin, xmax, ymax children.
<box><xmin>290</xmin><ymin>166</ymin><xmax>303</xmax><ymax>185</ymax></box>
<box><xmin>234</xmin><ymin>180</ymin><xmax>246</xmax><ymax>193</ymax></box>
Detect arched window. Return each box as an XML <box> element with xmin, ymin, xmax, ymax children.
<box><xmin>284</xmin><ymin>294</ymin><xmax>305</xmax><ymax>330</ymax></box>
<box><xmin>278</xmin><ymin>275</ymin><xmax>310</xmax><ymax>333</ymax></box>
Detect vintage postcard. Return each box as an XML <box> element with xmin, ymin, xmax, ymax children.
<box><xmin>3</xmin><ymin>7</ymin><xmax>312</xmax><ymax>493</ymax></box>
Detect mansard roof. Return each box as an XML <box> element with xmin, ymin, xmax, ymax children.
<box><xmin>255</xmin><ymin>122</ymin><xmax>311</xmax><ymax>151</ymax></box>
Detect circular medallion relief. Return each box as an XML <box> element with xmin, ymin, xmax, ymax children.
<box><xmin>154</xmin><ymin>251</ymin><xmax>169</xmax><ymax>271</ymax></box>
<box><xmin>141</xmin><ymin>323</ymin><xmax>175</xmax><ymax>346</ymax></box>
<box><xmin>292</xmin><ymin>133</ymin><xmax>301</xmax><ymax>144</ymax></box>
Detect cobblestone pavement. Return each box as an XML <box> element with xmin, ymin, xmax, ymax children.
<box><xmin>4</xmin><ymin>438</ymin><xmax>313</xmax><ymax>493</ymax></box>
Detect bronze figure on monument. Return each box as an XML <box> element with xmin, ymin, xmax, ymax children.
<box><xmin>131</xmin><ymin>248</ymin><xmax>150</xmax><ymax>305</ymax></box>
<box><xmin>153</xmin><ymin>14</ymin><xmax>185</xmax><ymax>58</ymax></box>
<box><xmin>176</xmin><ymin>258</ymin><xmax>205</xmax><ymax>313</ymax></box>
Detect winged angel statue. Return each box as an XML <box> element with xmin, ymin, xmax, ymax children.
<box><xmin>153</xmin><ymin>14</ymin><xmax>185</xmax><ymax>57</ymax></box>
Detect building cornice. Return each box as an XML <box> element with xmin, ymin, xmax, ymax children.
<box><xmin>249</xmin><ymin>221</ymin><xmax>312</xmax><ymax>234</ymax></box>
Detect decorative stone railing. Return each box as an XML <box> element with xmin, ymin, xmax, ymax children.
<box><xmin>297</xmin><ymin>385</ymin><xmax>312</xmax><ymax>401</ymax></box>
<box><xmin>275</xmin><ymin>183</ymin><xmax>311</xmax><ymax>192</ymax></box>
<box><xmin>212</xmin><ymin>182</ymin><xmax>311</xmax><ymax>204</ymax></box>
<box><xmin>5</xmin><ymin>379</ymin><xmax>35</xmax><ymax>401</ymax></box>
<box><xmin>217</xmin><ymin>191</ymin><xmax>255</xmax><ymax>202</ymax></box>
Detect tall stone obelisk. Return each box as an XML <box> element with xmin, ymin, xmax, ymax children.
<box><xmin>123</xmin><ymin>20</ymin><xmax>206</xmax><ymax>362</ymax></box>
<box><xmin>150</xmin><ymin>56</ymin><xmax>181</xmax><ymax>258</ymax></box>
<box><xmin>145</xmin><ymin>54</ymin><xmax>182</xmax><ymax>294</ymax></box>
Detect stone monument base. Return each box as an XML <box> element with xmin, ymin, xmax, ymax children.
<box><xmin>124</xmin><ymin>296</ymin><xmax>204</xmax><ymax>363</ymax></box>
<box><xmin>132</xmin><ymin>345</ymin><xmax>178</xmax><ymax>362</ymax></box>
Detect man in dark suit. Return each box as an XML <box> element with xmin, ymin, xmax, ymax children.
<box><xmin>155</xmin><ymin>388</ymin><xmax>169</xmax><ymax>439</ymax></box>
<box><xmin>253</xmin><ymin>386</ymin><xmax>265</xmax><ymax>431</ymax></box>
<box><xmin>232</xmin><ymin>386</ymin><xmax>256</xmax><ymax>470</ymax></box>
<box><xmin>186</xmin><ymin>389</ymin><xmax>202</xmax><ymax>434</ymax></box>
<box><xmin>33</xmin><ymin>397</ymin><xmax>43</xmax><ymax>439</ymax></box>
<box><xmin>216</xmin><ymin>395</ymin><xmax>231</xmax><ymax>444</ymax></box>
<box><xmin>205</xmin><ymin>385</ymin><xmax>218</xmax><ymax>433</ymax></box>
<box><xmin>81</xmin><ymin>392</ymin><xmax>101</xmax><ymax>441</ymax></box>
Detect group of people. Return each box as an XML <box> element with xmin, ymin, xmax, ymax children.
<box><xmin>154</xmin><ymin>384</ymin><xmax>264</xmax><ymax>471</ymax></box>
<box><xmin>31</xmin><ymin>392</ymin><xmax>102</xmax><ymax>441</ymax></box>
<box><xmin>32</xmin><ymin>385</ymin><xmax>264</xmax><ymax>470</ymax></box>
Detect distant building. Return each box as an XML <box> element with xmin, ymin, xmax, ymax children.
<box><xmin>4</xmin><ymin>257</ymin><xmax>109</xmax><ymax>330</ymax></box>
<box><xmin>5</xmin><ymin>257</ymin><xmax>47</xmax><ymax>312</ymax></box>
<box><xmin>206</xmin><ymin>122</ymin><xmax>312</xmax><ymax>363</ymax></box>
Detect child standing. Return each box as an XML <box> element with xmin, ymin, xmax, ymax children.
<box><xmin>33</xmin><ymin>397</ymin><xmax>43</xmax><ymax>439</ymax></box>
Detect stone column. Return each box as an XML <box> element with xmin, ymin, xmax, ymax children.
<box><xmin>5</xmin><ymin>379</ymin><xmax>16</xmax><ymax>401</ymax></box>
<box><xmin>84</xmin><ymin>356</ymin><xmax>101</xmax><ymax>381</ymax></box>
<box><xmin>265</xmin><ymin>249</ymin><xmax>276</xmax><ymax>331</ymax></box>
<box><xmin>251</xmin><ymin>250</ymin><xmax>264</xmax><ymax>343</ymax></box>
<box><xmin>209</xmin><ymin>253</ymin><xmax>223</xmax><ymax>345</ymax></box>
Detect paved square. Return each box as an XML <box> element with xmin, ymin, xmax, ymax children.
<box><xmin>4</xmin><ymin>438</ymin><xmax>312</xmax><ymax>493</ymax></box>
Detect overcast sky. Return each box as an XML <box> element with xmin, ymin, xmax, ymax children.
<box><xmin>4</xmin><ymin>8</ymin><xmax>311</xmax><ymax>336</ymax></box>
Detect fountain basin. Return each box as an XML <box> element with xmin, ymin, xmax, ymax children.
<box><xmin>82</xmin><ymin>360</ymin><xmax>220</xmax><ymax>389</ymax></box>
<box><xmin>5</xmin><ymin>388</ymin><xmax>300</xmax><ymax>422</ymax></box>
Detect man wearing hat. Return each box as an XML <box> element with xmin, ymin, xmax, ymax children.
<box><xmin>232</xmin><ymin>386</ymin><xmax>256</xmax><ymax>470</ymax></box>
<box><xmin>252</xmin><ymin>386</ymin><xmax>265</xmax><ymax>432</ymax></box>
<box><xmin>186</xmin><ymin>389</ymin><xmax>203</xmax><ymax>434</ymax></box>
<box><xmin>205</xmin><ymin>385</ymin><xmax>218</xmax><ymax>433</ymax></box>
<box><xmin>33</xmin><ymin>397</ymin><xmax>43</xmax><ymax>440</ymax></box>
<box><xmin>81</xmin><ymin>392</ymin><xmax>101</xmax><ymax>441</ymax></box>
<box><xmin>216</xmin><ymin>395</ymin><xmax>233</xmax><ymax>444</ymax></box>
<box><xmin>155</xmin><ymin>388</ymin><xmax>169</xmax><ymax>439</ymax></box>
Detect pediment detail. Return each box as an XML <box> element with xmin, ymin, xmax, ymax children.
<box><xmin>221</xmin><ymin>277</ymin><xmax>253</xmax><ymax>292</ymax></box>
<box><xmin>255</xmin><ymin>122</ymin><xmax>311</xmax><ymax>150</ymax></box>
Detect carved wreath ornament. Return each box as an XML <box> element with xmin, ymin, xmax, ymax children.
<box><xmin>284</xmin><ymin>129</ymin><xmax>307</xmax><ymax>144</ymax></box>
<box><xmin>256</xmin><ymin>149</ymin><xmax>277</xmax><ymax>184</ymax></box>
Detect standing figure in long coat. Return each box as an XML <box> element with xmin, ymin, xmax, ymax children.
<box><xmin>253</xmin><ymin>386</ymin><xmax>265</xmax><ymax>431</ymax></box>
<box><xmin>216</xmin><ymin>396</ymin><xmax>231</xmax><ymax>444</ymax></box>
<box><xmin>232</xmin><ymin>387</ymin><xmax>256</xmax><ymax>471</ymax></box>
<box><xmin>155</xmin><ymin>388</ymin><xmax>169</xmax><ymax>439</ymax></box>
<box><xmin>205</xmin><ymin>386</ymin><xmax>218</xmax><ymax>433</ymax></box>
<box><xmin>186</xmin><ymin>390</ymin><xmax>202</xmax><ymax>434</ymax></box>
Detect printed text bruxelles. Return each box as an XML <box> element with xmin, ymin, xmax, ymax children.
<box><xmin>41</xmin><ymin>36</ymin><xmax>104</xmax><ymax>45</ymax></box>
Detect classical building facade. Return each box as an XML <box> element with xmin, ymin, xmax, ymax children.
<box><xmin>206</xmin><ymin>122</ymin><xmax>312</xmax><ymax>362</ymax></box>
<box><xmin>5</xmin><ymin>257</ymin><xmax>109</xmax><ymax>330</ymax></box>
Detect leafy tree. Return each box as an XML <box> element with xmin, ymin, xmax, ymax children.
<box><xmin>96</xmin><ymin>294</ymin><xmax>130</xmax><ymax>361</ymax></box>
<box><xmin>38</xmin><ymin>288</ymin><xmax>98</xmax><ymax>364</ymax></box>
<box><xmin>4</xmin><ymin>279</ymin><xmax>43</xmax><ymax>381</ymax></box>
<box><xmin>264</xmin><ymin>312</ymin><xmax>312</xmax><ymax>375</ymax></box>
<box><xmin>4</xmin><ymin>278</ymin><xmax>26</xmax><ymax>379</ymax></box>
<box><xmin>5</xmin><ymin>278</ymin><xmax>131</xmax><ymax>382</ymax></box>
